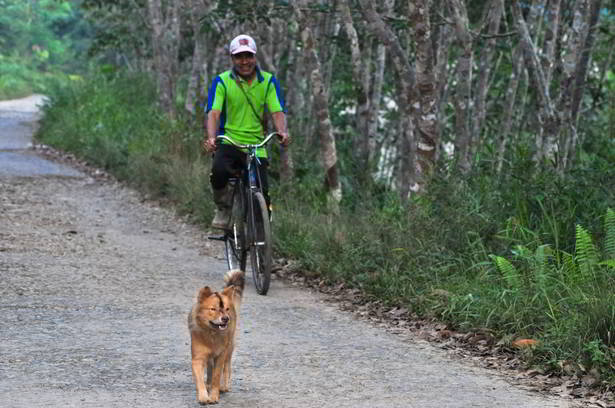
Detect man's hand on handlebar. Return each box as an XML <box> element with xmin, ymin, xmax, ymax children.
<box><xmin>203</xmin><ymin>136</ymin><xmax>217</xmax><ymax>153</ymax></box>
<box><xmin>278</xmin><ymin>131</ymin><xmax>291</xmax><ymax>147</ymax></box>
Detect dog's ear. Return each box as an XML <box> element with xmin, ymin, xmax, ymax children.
<box><xmin>197</xmin><ymin>286</ymin><xmax>213</xmax><ymax>302</ymax></box>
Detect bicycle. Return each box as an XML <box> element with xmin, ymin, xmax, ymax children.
<box><xmin>208</xmin><ymin>132</ymin><xmax>279</xmax><ymax>295</ymax></box>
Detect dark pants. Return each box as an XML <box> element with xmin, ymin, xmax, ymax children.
<box><xmin>210</xmin><ymin>144</ymin><xmax>270</xmax><ymax>204</ymax></box>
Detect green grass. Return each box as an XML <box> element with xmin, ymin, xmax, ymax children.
<box><xmin>0</xmin><ymin>60</ymin><xmax>36</xmax><ymax>99</ymax></box>
<box><xmin>35</xmin><ymin>71</ymin><xmax>615</xmax><ymax>387</ymax></box>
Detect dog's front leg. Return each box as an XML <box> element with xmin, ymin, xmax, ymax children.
<box><xmin>192</xmin><ymin>357</ymin><xmax>210</xmax><ymax>404</ymax></box>
<box><xmin>220</xmin><ymin>347</ymin><xmax>234</xmax><ymax>393</ymax></box>
<box><xmin>209</xmin><ymin>355</ymin><xmax>223</xmax><ymax>403</ymax></box>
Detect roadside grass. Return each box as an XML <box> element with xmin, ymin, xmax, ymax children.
<box><xmin>0</xmin><ymin>61</ymin><xmax>37</xmax><ymax>99</ymax></box>
<box><xmin>35</xmin><ymin>72</ymin><xmax>615</xmax><ymax>387</ymax></box>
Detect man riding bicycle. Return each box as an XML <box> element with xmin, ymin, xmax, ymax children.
<box><xmin>203</xmin><ymin>34</ymin><xmax>290</xmax><ymax>230</ymax></box>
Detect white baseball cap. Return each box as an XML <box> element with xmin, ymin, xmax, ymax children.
<box><xmin>229</xmin><ymin>34</ymin><xmax>257</xmax><ymax>55</ymax></box>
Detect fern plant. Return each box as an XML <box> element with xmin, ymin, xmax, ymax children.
<box><xmin>604</xmin><ymin>208</ymin><xmax>615</xmax><ymax>260</ymax></box>
<box><xmin>491</xmin><ymin>209</ymin><xmax>613</xmax><ymax>292</ymax></box>
<box><xmin>490</xmin><ymin>255</ymin><xmax>521</xmax><ymax>289</ymax></box>
<box><xmin>575</xmin><ymin>224</ymin><xmax>599</xmax><ymax>283</ymax></box>
<box><xmin>532</xmin><ymin>244</ymin><xmax>552</xmax><ymax>293</ymax></box>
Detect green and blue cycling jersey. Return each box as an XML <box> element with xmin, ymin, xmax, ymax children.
<box><xmin>206</xmin><ymin>66</ymin><xmax>286</xmax><ymax>158</ymax></box>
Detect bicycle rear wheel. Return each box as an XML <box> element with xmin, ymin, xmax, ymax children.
<box><xmin>247</xmin><ymin>191</ymin><xmax>272</xmax><ymax>295</ymax></box>
<box><xmin>225</xmin><ymin>181</ymin><xmax>247</xmax><ymax>271</ymax></box>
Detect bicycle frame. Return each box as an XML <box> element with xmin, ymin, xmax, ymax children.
<box><xmin>215</xmin><ymin>133</ymin><xmax>279</xmax><ymax>295</ymax></box>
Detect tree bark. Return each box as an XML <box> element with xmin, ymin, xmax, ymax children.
<box><xmin>366</xmin><ymin>1</ymin><xmax>393</xmax><ymax>167</ymax></box>
<box><xmin>359</xmin><ymin>0</ymin><xmax>421</xmax><ymax>198</ymax></box>
<box><xmin>292</xmin><ymin>0</ymin><xmax>342</xmax><ymax>210</ymax></box>
<box><xmin>279</xmin><ymin>24</ymin><xmax>297</xmax><ymax>182</ymax></box>
<box><xmin>359</xmin><ymin>0</ymin><xmax>415</xmax><ymax>97</ymax></box>
<box><xmin>541</xmin><ymin>0</ymin><xmax>561</xmax><ymax>86</ymax></box>
<box><xmin>146</xmin><ymin>0</ymin><xmax>181</xmax><ymax>119</ymax></box>
<box><xmin>512</xmin><ymin>0</ymin><xmax>560</xmax><ymax>166</ymax></box>
<box><xmin>185</xmin><ymin>0</ymin><xmax>214</xmax><ymax>117</ymax></box>
<box><xmin>339</xmin><ymin>0</ymin><xmax>371</xmax><ymax>165</ymax></box>
<box><xmin>449</xmin><ymin>0</ymin><xmax>473</xmax><ymax>173</ymax></box>
<box><xmin>409</xmin><ymin>0</ymin><xmax>439</xmax><ymax>187</ymax></box>
<box><xmin>470</xmin><ymin>0</ymin><xmax>504</xmax><ymax>163</ymax></box>
<box><xmin>433</xmin><ymin>20</ymin><xmax>454</xmax><ymax>162</ymax></box>
<box><xmin>398</xmin><ymin>96</ymin><xmax>418</xmax><ymax>200</ymax></box>
<box><xmin>571</xmin><ymin>0</ymin><xmax>602</xmax><ymax>121</ymax></box>
<box><xmin>496</xmin><ymin>44</ymin><xmax>523</xmax><ymax>173</ymax></box>
<box><xmin>560</xmin><ymin>0</ymin><xmax>601</xmax><ymax>171</ymax></box>
<box><xmin>317</xmin><ymin>1</ymin><xmax>340</xmax><ymax>92</ymax></box>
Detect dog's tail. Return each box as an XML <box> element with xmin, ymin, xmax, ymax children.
<box><xmin>224</xmin><ymin>269</ymin><xmax>245</xmax><ymax>311</ymax></box>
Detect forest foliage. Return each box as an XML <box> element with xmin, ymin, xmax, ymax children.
<box><xmin>0</xmin><ymin>0</ymin><xmax>91</xmax><ymax>98</ymax></box>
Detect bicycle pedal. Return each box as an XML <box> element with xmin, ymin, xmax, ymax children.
<box><xmin>208</xmin><ymin>235</ymin><xmax>226</xmax><ymax>241</ymax></box>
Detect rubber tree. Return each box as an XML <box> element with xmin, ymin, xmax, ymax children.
<box><xmin>146</xmin><ymin>0</ymin><xmax>182</xmax><ymax>118</ymax></box>
<box><xmin>292</xmin><ymin>0</ymin><xmax>342</xmax><ymax>211</ymax></box>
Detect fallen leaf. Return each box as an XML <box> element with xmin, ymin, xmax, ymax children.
<box><xmin>512</xmin><ymin>338</ymin><xmax>539</xmax><ymax>348</ymax></box>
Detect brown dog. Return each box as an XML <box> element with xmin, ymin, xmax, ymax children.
<box><xmin>188</xmin><ymin>270</ymin><xmax>245</xmax><ymax>404</ymax></box>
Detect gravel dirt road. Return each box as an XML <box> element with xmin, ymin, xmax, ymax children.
<box><xmin>0</xmin><ymin>95</ymin><xmax>589</xmax><ymax>407</ymax></box>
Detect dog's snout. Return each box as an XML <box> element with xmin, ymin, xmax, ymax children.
<box><xmin>221</xmin><ymin>316</ymin><xmax>229</xmax><ymax>323</ymax></box>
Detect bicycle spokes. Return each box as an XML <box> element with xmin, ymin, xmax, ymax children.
<box><xmin>248</xmin><ymin>192</ymin><xmax>272</xmax><ymax>295</ymax></box>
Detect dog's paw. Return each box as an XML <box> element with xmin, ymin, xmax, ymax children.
<box><xmin>220</xmin><ymin>385</ymin><xmax>230</xmax><ymax>393</ymax></box>
<box><xmin>209</xmin><ymin>391</ymin><xmax>220</xmax><ymax>403</ymax></box>
<box><xmin>198</xmin><ymin>397</ymin><xmax>218</xmax><ymax>405</ymax></box>
<box><xmin>197</xmin><ymin>393</ymin><xmax>214</xmax><ymax>405</ymax></box>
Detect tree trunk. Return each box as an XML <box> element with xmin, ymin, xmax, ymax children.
<box><xmin>366</xmin><ymin>1</ymin><xmax>394</xmax><ymax>166</ymax></box>
<box><xmin>496</xmin><ymin>44</ymin><xmax>523</xmax><ymax>173</ymax></box>
<box><xmin>339</xmin><ymin>0</ymin><xmax>371</xmax><ymax>165</ymax></box>
<box><xmin>433</xmin><ymin>20</ymin><xmax>454</xmax><ymax>162</ymax></box>
<box><xmin>359</xmin><ymin>1</ymin><xmax>415</xmax><ymax>88</ymax></box>
<box><xmin>290</xmin><ymin>28</ymin><xmax>311</xmax><ymax>145</ymax></box>
<box><xmin>318</xmin><ymin>1</ymin><xmax>340</xmax><ymax>92</ymax></box>
<box><xmin>368</xmin><ymin>35</ymin><xmax>388</xmax><ymax>165</ymax></box>
<box><xmin>359</xmin><ymin>0</ymin><xmax>421</xmax><ymax>198</ymax></box>
<box><xmin>541</xmin><ymin>0</ymin><xmax>561</xmax><ymax>86</ymax></box>
<box><xmin>292</xmin><ymin>0</ymin><xmax>342</xmax><ymax>211</ymax></box>
<box><xmin>146</xmin><ymin>0</ymin><xmax>181</xmax><ymax>119</ymax></box>
<box><xmin>185</xmin><ymin>0</ymin><xmax>213</xmax><ymax>117</ymax></box>
<box><xmin>513</xmin><ymin>0</ymin><xmax>560</xmax><ymax>167</ymax></box>
<box><xmin>358</xmin><ymin>37</ymin><xmax>373</xmax><ymax>165</ymax></box>
<box><xmin>398</xmin><ymin>96</ymin><xmax>418</xmax><ymax>200</ymax></box>
<box><xmin>560</xmin><ymin>0</ymin><xmax>601</xmax><ymax>171</ymax></box>
<box><xmin>409</xmin><ymin>0</ymin><xmax>439</xmax><ymax>187</ymax></box>
<box><xmin>470</xmin><ymin>0</ymin><xmax>504</xmax><ymax>163</ymax></box>
<box><xmin>570</xmin><ymin>0</ymin><xmax>602</xmax><ymax>121</ymax></box>
<box><xmin>279</xmin><ymin>26</ymin><xmax>297</xmax><ymax>182</ymax></box>
<box><xmin>255</xmin><ymin>5</ymin><xmax>278</xmax><ymax>76</ymax></box>
<box><xmin>285</xmin><ymin>23</ymin><xmax>302</xmax><ymax>119</ymax></box>
<box><xmin>449</xmin><ymin>0</ymin><xmax>473</xmax><ymax>174</ymax></box>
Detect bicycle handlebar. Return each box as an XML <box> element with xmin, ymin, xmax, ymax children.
<box><xmin>216</xmin><ymin>132</ymin><xmax>281</xmax><ymax>150</ymax></box>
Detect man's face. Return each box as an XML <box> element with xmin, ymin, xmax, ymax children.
<box><xmin>232</xmin><ymin>52</ymin><xmax>256</xmax><ymax>78</ymax></box>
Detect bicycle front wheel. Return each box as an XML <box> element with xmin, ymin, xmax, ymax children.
<box><xmin>226</xmin><ymin>181</ymin><xmax>247</xmax><ymax>271</ymax></box>
<box><xmin>247</xmin><ymin>191</ymin><xmax>272</xmax><ymax>295</ymax></box>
